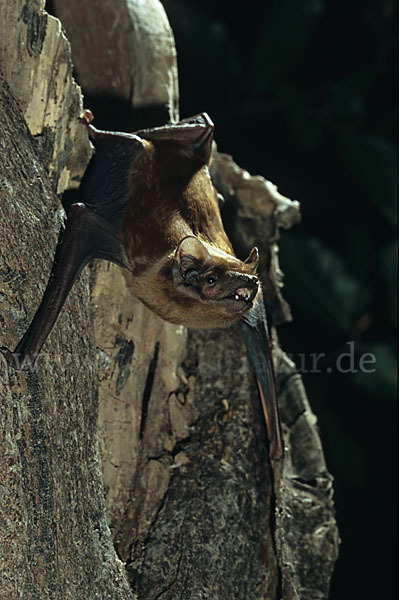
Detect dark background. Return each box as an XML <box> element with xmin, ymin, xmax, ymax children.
<box><xmin>162</xmin><ymin>0</ymin><xmax>397</xmax><ymax>598</ymax></box>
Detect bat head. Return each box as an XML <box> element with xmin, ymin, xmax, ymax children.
<box><xmin>172</xmin><ymin>236</ymin><xmax>259</xmax><ymax>325</ymax></box>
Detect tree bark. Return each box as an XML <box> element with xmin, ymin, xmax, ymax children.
<box><xmin>0</xmin><ymin>3</ymin><xmax>134</xmax><ymax>597</ymax></box>
<box><xmin>0</xmin><ymin>1</ymin><xmax>339</xmax><ymax>598</ymax></box>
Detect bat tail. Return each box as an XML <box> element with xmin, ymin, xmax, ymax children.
<box><xmin>256</xmin><ymin>375</ymin><xmax>284</xmax><ymax>461</ymax></box>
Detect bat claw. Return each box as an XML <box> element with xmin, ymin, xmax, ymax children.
<box><xmin>270</xmin><ymin>439</ymin><xmax>284</xmax><ymax>461</ymax></box>
<box><xmin>0</xmin><ymin>346</ymin><xmax>15</xmax><ymax>367</ymax></box>
<box><xmin>0</xmin><ymin>347</ymin><xmax>33</xmax><ymax>371</ymax></box>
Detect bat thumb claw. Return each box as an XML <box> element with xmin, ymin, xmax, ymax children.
<box><xmin>0</xmin><ymin>347</ymin><xmax>33</xmax><ymax>372</ymax></box>
<box><xmin>0</xmin><ymin>346</ymin><xmax>15</xmax><ymax>368</ymax></box>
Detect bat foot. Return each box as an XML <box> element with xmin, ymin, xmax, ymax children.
<box><xmin>0</xmin><ymin>347</ymin><xmax>33</xmax><ymax>371</ymax></box>
<box><xmin>270</xmin><ymin>441</ymin><xmax>284</xmax><ymax>461</ymax></box>
<box><xmin>269</xmin><ymin>429</ymin><xmax>285</xmax><ymax>461</ymax></box>
<box><xmin>80</xmin><ymin>108</ymin><xmax>94</xmax><ymax>124</ymax></box>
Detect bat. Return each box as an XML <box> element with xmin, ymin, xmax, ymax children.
<box><xmin>0</xmin><ymin>112</ymin><xmax>283</xmax><ymax>460</ymax></box>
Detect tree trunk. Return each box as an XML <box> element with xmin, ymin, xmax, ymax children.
<box><xmin>0</xmin><ymin>3</ymin><xmax>133</xmax><ymax>597</ymax></box>
<box><xmin>0</xmin><ymin>1</ymin><xmax>339</xmax><ymax>598</ymax></box>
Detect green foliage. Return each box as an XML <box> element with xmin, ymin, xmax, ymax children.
<box><xmin>280</xmin><ymin>234</ymin><xmax>372</xmax><ymax>335</ymax></box>
<box><xmin>335</xmin><ymin>132</ymin><xmax>398</xmax><ymax>224</ymax></box>
<box><xmin>250</xmin><ymin>0</ymin><xmax>327</xmax><ymax>89</ymax></box>
<box><xmin>350</xmin><ymin>343</ymin><xmax>398</xmax><ymax>401</ymax></box>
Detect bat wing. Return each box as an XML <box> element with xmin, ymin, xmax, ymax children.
<box><xmin>239</xmin><ymin>290</ymin><xmax>284</xmax><ymax>460</ymax></box>
<box><xmin>80</xmin><ymin>126</ymin><xmax>145</xmax><ymax>227</ymax></box>
<box><xmin>1</xmin><ymin>114</ymin><xmax>215</xmax><ymax>370</ymax></box>
<box><xmin>1</xmin><ymin>128</ymin><xmax>144</xmax><ymax>370</ymax></box>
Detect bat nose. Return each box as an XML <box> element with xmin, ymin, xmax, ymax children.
<box><xmin>241</xmin><ymin>274</ymin><xmax>258</xmax><ymax>288</ymax></box>
<box><xmin>240</xmin><ymin>274</ymin><xmax>258</xmax><ymax>284</ymax></box>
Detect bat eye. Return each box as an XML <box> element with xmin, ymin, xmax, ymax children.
<box><xmin>185</xmin><ymin>269</ymin><xmax>199</xmax><ymax>285</ymax></box>
<box><xmin>206</xmin><ymin>275</ymin><xmax>217</xmax><ymax>286</ymax></box>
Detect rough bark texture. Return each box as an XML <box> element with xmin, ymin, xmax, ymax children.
<box><xmin>0</xmin><ymin>1</ymin><xmax>134</xmax><ymax>598</ymax></box>
<box><xmin>0</xmin><ymin>1</ymin><xmax>339</xmax><ymax>599</ymax></box>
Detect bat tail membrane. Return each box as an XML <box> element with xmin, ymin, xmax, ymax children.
<box><xmin>239</xmin><ymin>291</ymin><xmax>284</xmax><ymax>460</ymax></box>
<box><xmin>1</xmin><ymin>204</ymin><xmax>127</xmax><ymax>371</ymax></box>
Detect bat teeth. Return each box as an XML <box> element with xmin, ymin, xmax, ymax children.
<box><xmin>233</xmin><ymin>287</ymin><xmax>254</xmax><ymax>302</ymax></box>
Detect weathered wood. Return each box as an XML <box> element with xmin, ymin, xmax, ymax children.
<box><xmin>51</xmin><ymin>0</ymin><xmax>179</xmax><ymax>120</ymax></box>
<box><xmin>0</xmin><ymin>0</ymin><xmax>91</xmax><ymax>193</ymax></box>
<box><xmin>276</xmin><ymin>352</ymin><xmax>339</xmax><ymax>599</ymax></box>
<box><xmin>0</xmin><ymin>1</ymin><xmax>134</xmax><ymax>598</ymax></box>
<box><xmin>211</xmin><ymin>153</ymin><xmax>340</xmax><ymax>598</ymax></box>
<box><xmin>0</xmin><ymin>73</ymin><xmax>135</xmax><ymax>600</ymax></box>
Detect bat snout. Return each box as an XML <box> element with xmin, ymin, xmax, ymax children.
<box><xmin>239</xmin><ymin>274</ymin><xmax>258</xmax><ymax>286</ymax></box>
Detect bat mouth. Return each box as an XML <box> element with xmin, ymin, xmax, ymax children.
<box><xmin>225</xmin><ymin>275</ymin><xmax>259</xmax><ymax>306</ymax></box>
<box><xmin>229</xmin><ymin>286</ymin><xmax>257</xmax><ymax>303</ymax></box>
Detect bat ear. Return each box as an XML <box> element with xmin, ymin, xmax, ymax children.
<box><xmin>137</xmin><ymin>113</ymin><xmax>214</xmax><ymax>167</ymax></box>
<box><xmin>244</xmin><ymin>247</ymin><xmax>259</xmax><ymax>270</ymax></box>
<box><xmin>174</xmin><ymin>236</ymin><xmax>213</xmax><ymax>279</ymax></box>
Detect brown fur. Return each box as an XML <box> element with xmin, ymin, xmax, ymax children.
<box><xmin>121</xmin><ymin>138</ymin><xmax>259</xmax><ymax>329</ymax></box>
